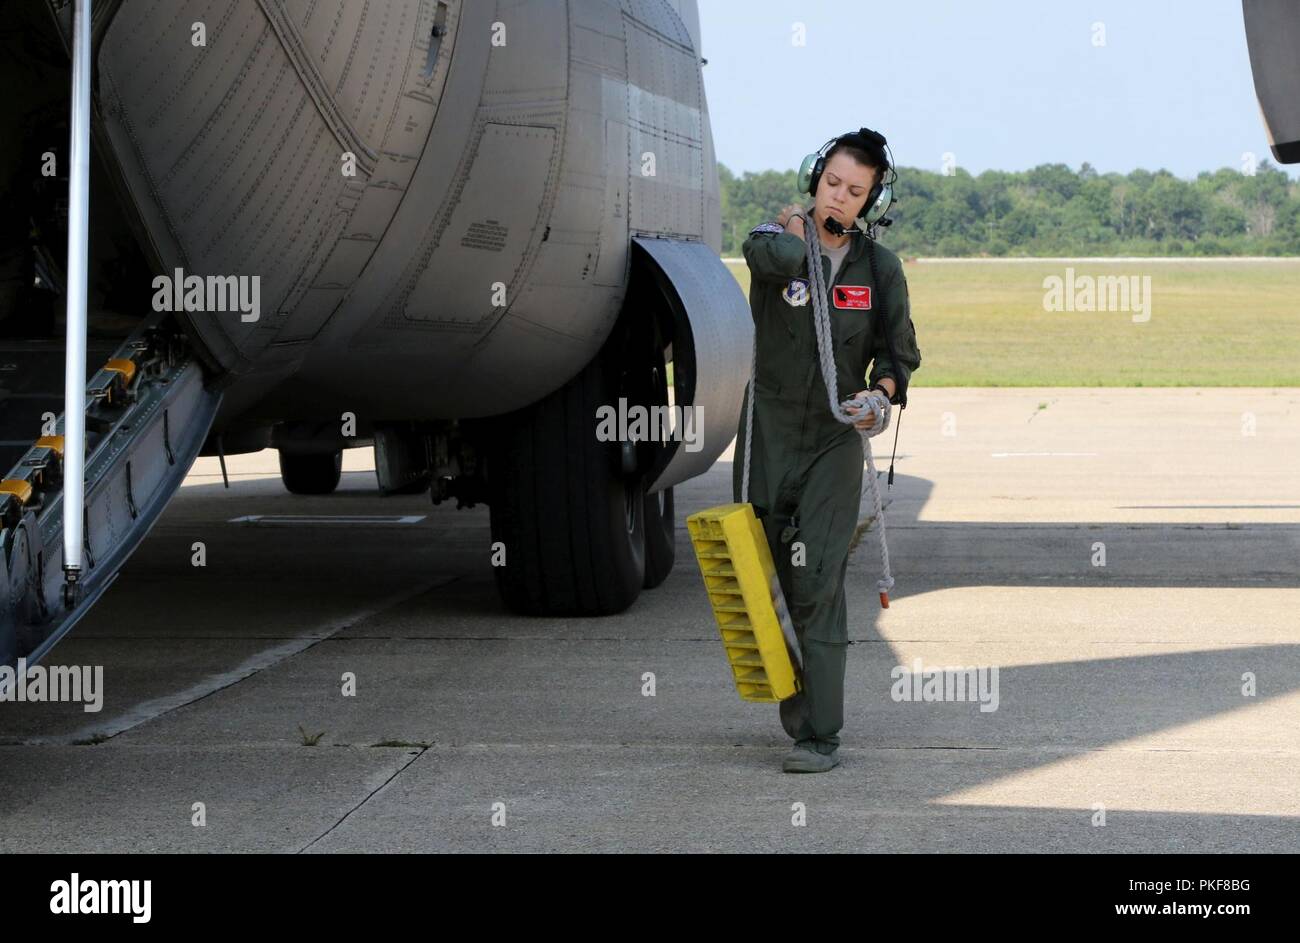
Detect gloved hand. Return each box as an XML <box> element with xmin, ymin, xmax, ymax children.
<box><xmin>844</xmin><ymin>389</ymin><xmax>891</xmax><ymax>437</ymax></box>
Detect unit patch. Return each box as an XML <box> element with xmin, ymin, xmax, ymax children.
<box><xmin>783</xmin><ymin>278</ymin><xmax>809</xmax><ymax>307</ymax></box>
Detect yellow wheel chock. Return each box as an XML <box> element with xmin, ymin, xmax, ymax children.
<box><xmin>686</xmin><ymin>503</ymin><xmax>802</xmax><ymax>702</ymax></box>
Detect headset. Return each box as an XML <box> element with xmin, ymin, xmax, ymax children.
<box><xmin>797</xmin><ymin>127</ymin><xmax>897</xmax><ymax>233</ymax></box>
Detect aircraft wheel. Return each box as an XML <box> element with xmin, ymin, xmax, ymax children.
<box><xmin>642</xmin><ymin>487</ymin><xmax>675</xmax><ymax>589</ymax></box>
<box><xmin>279</xmin><ymin>449</ymin><xmax>342</xmax><ymax>495</ymax></box>
<box><xmin>486</xmin><ymin>347</ymin><xmax>646</xmax><ymax>615</ymax></box>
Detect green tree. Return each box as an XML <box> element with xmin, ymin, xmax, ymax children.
<box><xmin>716</xmin><ymin>159</ymin><xmax>1300</xmax><ymax>256</ymax></box>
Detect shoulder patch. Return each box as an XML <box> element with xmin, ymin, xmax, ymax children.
<box><xmin>749</xmin><ymin>222</ymin><xmax>785</xmax><ymax>235</ymax></box>
<box><xmin>782</xmin><ymin>278</ymin><xmax>809</xmax><ymax>307</ymax></box>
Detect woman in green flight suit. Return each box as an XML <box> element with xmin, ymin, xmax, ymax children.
<box><xmin>734</xmin><ymin>128</ymin><xmax>921</xmax><ymax>773</ymax></box>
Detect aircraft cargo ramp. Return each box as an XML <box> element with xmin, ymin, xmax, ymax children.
<box><xmin>0</xmin><ymin>323</ymin><xmax>219</xmax><ymax>679</ymax></box>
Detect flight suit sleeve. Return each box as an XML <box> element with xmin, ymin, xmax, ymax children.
<box><xmin>742</xmin><ymin>222</ymin><xmax>808</xmax><ymax>283</ymax></box>
<box><xmin>867</xmin><ymin>260</ymin><xmax>921</xmax><ymax>405</ymax></box>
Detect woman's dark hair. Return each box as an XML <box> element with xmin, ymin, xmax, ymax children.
<box><xmin>825</xmin><ymin>139</ymin><xmax>888</xmax><ymax>181</ymax></box>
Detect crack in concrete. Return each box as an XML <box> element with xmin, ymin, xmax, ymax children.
<box><xmin>297</xmin><ymin>744</ymin><xmax>432</xmax><ymax>853</ymax></box>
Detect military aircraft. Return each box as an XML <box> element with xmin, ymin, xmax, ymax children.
<box><xmin>0</xmin><ymin>0</ymin><xmax>752</xmax><ymax>674</ymax></box>
<box><xmin>1</xmin><ymin>0</ymin><xmax>1296</xmax><ymax>676</ymax></box>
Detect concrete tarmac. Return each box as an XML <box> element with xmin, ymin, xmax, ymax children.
<box><xmin>1</xmin><ymin>388</ymin><xmax>1297</xmax><ymax>852</ymax></box>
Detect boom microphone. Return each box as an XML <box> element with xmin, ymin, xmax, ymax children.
<box><xmin>822</xmin><ymin>215</ymin><xmax>852</xmax><ymax>236</ymax></box>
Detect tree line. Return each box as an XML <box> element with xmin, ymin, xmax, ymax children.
<box><xmin>718</xmin><ymin>160</ymin><xmax>1300</xmax><ymax>256</ymax></box>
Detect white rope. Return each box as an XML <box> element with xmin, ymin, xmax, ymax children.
<box><xmin>741</xmin><ymin>213</ymin><xmax>895</xmax><ymax>603</ymax></box>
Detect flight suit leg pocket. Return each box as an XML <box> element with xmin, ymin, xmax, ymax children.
<box><xmin>788</xmin><ymin>504</ymin><xmax>846</xmax><ymax>643</ymax></box>
<box><xmin>767</xmin><ymin>512</ymin><xmax>802</xmax><ymax>593</ymax></box>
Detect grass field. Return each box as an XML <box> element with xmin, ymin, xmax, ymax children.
<box><xmin>723</xmin><ymin>260</ymin><xmax>1300</xmax><ymax>386</ymax></box>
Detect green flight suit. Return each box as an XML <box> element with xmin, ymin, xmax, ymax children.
<box><xmin>732</xmin><ymin>214</ymin><xmax>921</xmax><ymax>754</ymax></box>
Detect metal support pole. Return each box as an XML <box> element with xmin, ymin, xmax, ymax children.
<box><xmin>62</xmin><ymin>0</ymin><xmax>92</xmax><ymax>595</ymax></box>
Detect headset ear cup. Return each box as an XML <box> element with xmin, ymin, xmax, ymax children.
<box><xmin>797</xmin><ymin>154</ymin><xmax>821</xmax><ymax>195</ymax></box>
<box><xmin>811</xmin><ymin>157</ymin><xmax>825</xmax><ymax>196</ymax></box>
<box><xmin>856</xmin><ymin>183</ymin><xmax>882</xmax><ymax>229</ymax></box>
<box><xmin>876</xmin><ymin>182</ymin><xmax>894</xmax><ymax>222</ymax></box>
<box><xmin>859</xmin><ymin>182</ymin><xmax>893</xmax><ymax>228</ymax></box>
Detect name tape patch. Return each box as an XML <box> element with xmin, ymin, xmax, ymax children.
<box><xmin>833</xmin><ymin>286</ymin><xmax>872</xmax><ymax>310</ymax></box>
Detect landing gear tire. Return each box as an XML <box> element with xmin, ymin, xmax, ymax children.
<box><xmin>642</xmin><ymin>486</ymin><xmax>675</xmax><ymax>589</ymax></box>
<box><xmin>279</xmin><ymin>449</ymin><xmax>342</xmax><ymax>495</ymax></box>
<box><xmin>486</xmin><ymin>349</ymin><xmax>646</xmax><ymax>616</ymax></box>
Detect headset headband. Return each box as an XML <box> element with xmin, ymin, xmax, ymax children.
<box><xmin>827</xmin><ymin>127</ymin><xmax>893</xmax><ymax>183</ymax></box>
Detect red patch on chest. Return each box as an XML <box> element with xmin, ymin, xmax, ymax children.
<box><xmin>832</xmin><ymin>285</ymin><xmax>872</xmax><ymax>310</ymax></box>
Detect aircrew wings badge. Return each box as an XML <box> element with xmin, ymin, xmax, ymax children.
<box><xmin>782</xmin><ymin>278</ymin><xmax>809</xmax><ymax>307</ymax></box>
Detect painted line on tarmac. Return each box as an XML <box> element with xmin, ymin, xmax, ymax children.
<box><xmin>26</xmin><ymin>576</ymin><xmax>456</xmax><ymax>746</ymax></box>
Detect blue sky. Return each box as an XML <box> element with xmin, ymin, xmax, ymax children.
<box><xmin>697</xmin><ymin>0</ymin><xmax>1300</xmax><ymax>180</ymax></box>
